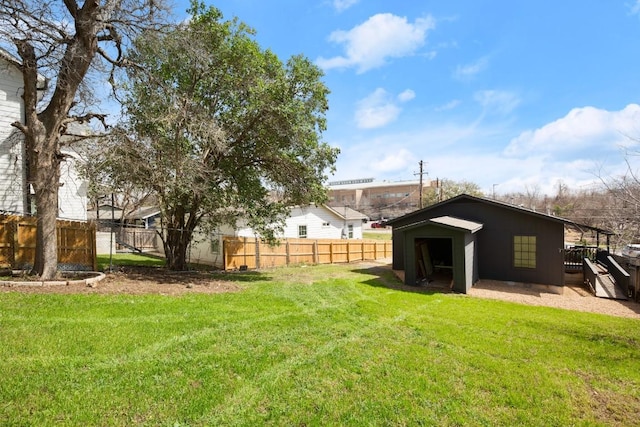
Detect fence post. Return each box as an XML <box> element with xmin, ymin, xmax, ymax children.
<box><xmin>255</xmin><ymin>237</ymin><xmax>261</xmax><ymax>269</ymax></box>
<box><xmin>243</xmin><ymin>236</ymin><xmax>247</xmax><ymax>267</ymax></box>
<box><xmin>11</xmin><ymin>219</ymin><xmax>19</xmax><ymax>268</ymax></box>
<box><xmin>90</xmin><ymin>222</ymin><xmax>97</xmax><ymax>271</ymax></box>
<box><xmin>347</xmin><ymin>241</ymin><xmax>350</xmax><ymax>263</ymax></box>
<box><xmin>9</xmin><ymin>219</ymin><xmax>17</xmax><ymax>268</ymax></box>
<box><xmin>329</xmin><ymin>241</ymin><xmax>333</xmax><ymax>264</ymax></box>
<box><xmin>313</xmin><ymin>240</ymin><xmax>318</xmax><ymax>264</ymax></box>
<box><xmin>286</xmin><ymin>239</ymin><xmax>290</xmax><ymax>266</ymax></box>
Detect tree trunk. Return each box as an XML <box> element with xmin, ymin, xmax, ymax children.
<box><xmin>30</xmin><ymin>129</ymin><xmax>61</xmax><ymax>279</ymax></box>
<box><xmin>161</xmin><ymin>204</ymin><xmax>202</xmax><ymax>271</ymax></box>
<box><xmin>163</xmin><ymin>225</ymin><xmax>193</xmax><ymax>270</ymax></box>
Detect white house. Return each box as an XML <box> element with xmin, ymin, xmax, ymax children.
<box><xmin>234</xmin><ymin>205</ymin><xmax>368</xmax><ymax>240</ymax></box>
<box><xmin>0</xmin><ymin>48</ymin><xmax>87</xmax><ymax>220</ymax></box>
<box><xmin>187</xmin><ymin>204</ymin><xmax>368</xmax><ymax>268</ymax></box>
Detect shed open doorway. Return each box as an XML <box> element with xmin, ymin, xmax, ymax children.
<box><xmin>415</xmin><ymin>237</ymin><xmax>453</xmax><ymax>287</ymax></box>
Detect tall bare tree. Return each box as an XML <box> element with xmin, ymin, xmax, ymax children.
<box><xmin>0</xmin><ymin>0</ymin><xmax>169</xmax><ymax>278</ymax></box>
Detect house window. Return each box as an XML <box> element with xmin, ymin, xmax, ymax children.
<box><xmin>348</xmin><ymin>224</ymin><xmax>353</xmax><ymax>238</ymax></box>
<box><xmin>210</xmin><ymin>236</ymin><xmax>220</xmax><ymax>254</ymax></box>
<box><xmin>298</xmin><ymin>225</ymin><xmax>307</xmax><ymax>238</ymax></box>
<box><xmin>514</xmin><ymin>235</ymin><xmax>536</xmax><ymax>268</ymax></box>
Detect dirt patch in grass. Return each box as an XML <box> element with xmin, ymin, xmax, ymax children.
<box><xmin>0</xmin><ymin>266</ymin><xmax>242</xmax><ymax>296</ymax></box>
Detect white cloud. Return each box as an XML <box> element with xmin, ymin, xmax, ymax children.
<box><xmin>398</xmin><ymin>89</ymin><xmax>416</xmax><ymax>102</ymax></box>
<box><xmin>629</xmin><ymin>0</ymin><xmax>640</xmax><ymax>16</ymax></box>
<box><xmin>354</xmin><ymin>88</ymin><xmax>416</xmax><ymax>129</ymax></box>
<box><xmin>316</xmin><ymin>13</ymin><xmax>436</xmax><ymax>73</ymax></box>
<box><xmin>355</xmin><ymin>88</ymin><xmax>401</xmax><ymax>129</ymax></box>
<box><xmin>504</xmin><ymin>104</ymin><xmax>640</xmax><ymax>157</ymax></box>
<box><xmin>435</xmin><ymin>99</ymin><xmax>461</xmax><ymax>111</ymax></box>
<box><xmin>474</xmin><ymin>90</ymin><xmax>521</xmax><ymax>116</ymax></box>
<box><xmin>371</xmin><ymin>149</ymin><xmax>415</xmax><ymax>173</ymax></box>
<box><xmin>329</xmin><ymin>105</ymin><xmax>640</xmax><ymax>196</ymax></box>
<box><xmin>332</xmin><ymin>0</ymin><xmax>359</xmax><ymax>12</ymax></box>
<box><xmin>454</xmin><ymin>56</ymin><xmax>489</xmax><ymax>80</ymax></box>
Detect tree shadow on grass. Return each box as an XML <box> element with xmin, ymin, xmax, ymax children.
<box><xmin>111</xmin><ymin>266</ymin><xmax>271</xmax><ymax>285</ymax></box>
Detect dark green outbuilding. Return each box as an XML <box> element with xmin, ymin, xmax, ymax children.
<box><xmin>387</xmin><ymin>194</ymin><xmax>609</xmax><ymax>293</ymax></box>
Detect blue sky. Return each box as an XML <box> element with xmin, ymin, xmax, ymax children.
<box><xmin>174</xmin><ymin>0</ymin><xmax>640</xmax><ymax>196</ymax></box>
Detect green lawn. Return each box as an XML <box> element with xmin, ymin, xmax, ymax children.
<box><xmin>97</xmin><ymin>253</ymin><xmax>166</xmax><ymax>270</ymax></box>
<box><xmin>363</xmin><ymin>231</ymin><xmax>392</xmax><ymax>240</ymax></box>
<box><xmin>1</xmin><ymin>263</ymin><xmax>639</xmax><ymax>426</ymax></box>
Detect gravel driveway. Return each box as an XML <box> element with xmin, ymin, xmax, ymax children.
<box><xmin>468</xmin><ymin>279</ymin><xmax>640</xmax><ymax>319</ymax></box>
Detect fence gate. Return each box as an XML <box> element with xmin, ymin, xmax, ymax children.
<box><xmin>0</xmin><ymin>214</ymin><xmax>96</xmax><ymax>271</ymax></box>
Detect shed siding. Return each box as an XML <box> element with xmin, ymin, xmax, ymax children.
<box><xmin>0</xmin><ymin>61</ymin><xmax>26</xmax><ymax>214</ymax></box>
<box><xmin>464</xmin><ymin>233</ymin><xmax>477</xmax><ymax>293</ymax></box>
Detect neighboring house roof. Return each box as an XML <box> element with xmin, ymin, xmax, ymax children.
<box><xmin>125</xmin><ymin>206</ymin><xmax>161</xmax><ymax>221</ymax></box>
<box><xmin>387</xmin><ymin>194</ymin><xmax>613</xmax><ymax>235</ymax></box>
<box><xmin>0</xmin><ymin>47</ymin><xmax>47</xmax><ymax>89</ymax></box>
<box><xmin>323</xmin><ymin>205</ymin><xmax>368</xmax><ymax>221</ymax></box>
<box><xmin>0</xmin><ymin>47</ymin><xmax>20</xmax><ymax>68</ymax></box>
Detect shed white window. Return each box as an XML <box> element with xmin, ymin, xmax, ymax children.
<box><xmin>298</xmin><ymin>225</ymin><xmax>307</xmax><ymax>238</ymax></box>
<box><xmin>514</xmin><ymin>235</ymin><xmax>536</xmax><ymax>268</ymax></box>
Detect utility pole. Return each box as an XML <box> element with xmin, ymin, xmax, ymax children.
<box><xmin>415</xmin><ymin>160</ymin><xmax>426</xmax><ymax>209</ymax></box>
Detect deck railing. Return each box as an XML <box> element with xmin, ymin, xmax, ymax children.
<box><xmin>564</xmin><ymin>246</ymin><xmax>598</xmax><ymax>271</ymax></box>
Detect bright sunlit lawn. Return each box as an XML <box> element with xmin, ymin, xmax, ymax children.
<box><xmin>1</xmin><ymin>262</ymin><xmax>639</xmax><ymax>426</ymax></box>
<box><xmin>96</xmin><ymin>253</ymin><xmax>166</xmax><ymax>270</ymax></box>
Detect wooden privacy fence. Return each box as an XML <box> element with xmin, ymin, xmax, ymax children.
<box><xmin>117</xmin><ymin>228</ymin><xmax>157</xmax><ymax>251</ymax></box>
<box><xmin>0</xmin><ymin>214</ymin><xmax>96</xmax><ymax>271</ymax></box>
<box><xmin>223</xmin><ymin>236</ymin><xmax>392</xmax><ymax>270</ymax></box>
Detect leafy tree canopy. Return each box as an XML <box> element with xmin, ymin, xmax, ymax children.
<box><xmin>424</xmin><ymin>178</ymin><xmax>484</xmax><ymax>206</ymax></box>
<box><xmin>100</xmin><ymin>2</ymin><xmax>339</xmax><ymax>269</ymax></box>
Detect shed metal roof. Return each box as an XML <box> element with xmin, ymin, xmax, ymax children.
<box><xmin>430</xmin><ymin>216</ymin><xmax>484</xmax><ymax>233</ymax></box>
<box><xmin>387</xmin><ymin>194</ymin><xmax>614</xmax><ymax>235</ymax></box>
<box><xmin>396</xmin><ymin>215</ymin><xmax>484</xmax><ymax>233</ymax></box>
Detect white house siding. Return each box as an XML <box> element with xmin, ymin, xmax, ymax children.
<box><xmin>232</xmin><ymin>206</ymin><xmax>363</xmax><ymax>239</ymax></box>
<box><xmin>279</xmin><ymin>206</ymin><xmax>363</xmax><ymax>239</ymax></box>
<box><xmin>188</xmin><ymin>224</ymin><xmax>236</xmax><ymax>269</ymax></box>
<box><xmin>58</xmin><ymin>148</ymin><xmax>87</xmax><ymax>220</ymax></box>
<box><xmin>0</xmin><ymin>59</ymin><xmax>26</xmax><ymax>214</ymax></box>
<box><xmin>0</xmin><ymin>57</ymin><xmax>87</xmax><ymax>220</ymax></box>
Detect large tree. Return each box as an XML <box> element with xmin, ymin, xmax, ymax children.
<box><xmin>102</xmin><ymin>4</ymin><xmax>339</xmax><ymax>270</ymax></box>
<box><xmin>0</xmin><ymin>0</ymin><xmax>169</xmax><ymax>278</ymax></box>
